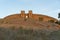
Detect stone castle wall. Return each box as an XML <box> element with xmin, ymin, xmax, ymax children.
<box><xmin>4</xmin><ymin>10</ymin><xmax>57</xmax><ymax>22</ymax></box>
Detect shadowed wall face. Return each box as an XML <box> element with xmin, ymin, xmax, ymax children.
<box><xmin>28</xmin><ymin>10</ymin><xmax>33</xmax><ymax>18</ymax></box>
<box><xmin>20</xmin><ymin>10</ymin><xmax>25</xmax><ymax>18</ymax></box>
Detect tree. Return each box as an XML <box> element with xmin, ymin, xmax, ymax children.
<box><xmin>55</xmin><ymin>21</ymin><xmax>60</xmax><ymax>25</ymax></box>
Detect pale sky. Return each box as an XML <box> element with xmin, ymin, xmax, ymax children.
<box><xmin>0</xmin><ymin>0</ymin><xmax>60</xmax><ymax>19</ymax></box>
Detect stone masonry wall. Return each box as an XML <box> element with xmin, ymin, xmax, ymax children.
<box><xmin>4</xmin><ymin>10</ymin><xmax>57</xmax><ymax>23</ymax></box>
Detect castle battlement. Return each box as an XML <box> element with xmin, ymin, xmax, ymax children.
<box><xmin>20</xmin><ymin>10</ymin><xmax>33</xmax><ymax>18</ymax></box>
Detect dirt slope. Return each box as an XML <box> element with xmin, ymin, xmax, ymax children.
<box><xmin>0</xmin><ymin>18</ymin><xmax>60</xmax><ymax>31</ymax></box>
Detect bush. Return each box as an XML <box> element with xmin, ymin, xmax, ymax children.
<box><xmin>24</xmin><ymin>18</ymin><xmax>27</xmax><ymax>21</ymax></box>
<box><xmin>55</xmin><ymin>21</ymin><xmax>60</xmax><ymax>25</ymax></box>
<box><xmin>48</xmin><ymin>20</ymin><xmax>54</xmax><ymax>23</ymax></box>
<box><xmin>39</xmin><ymin>17</ymin><xmax>43</xmax><ymax>21</ymax></box>
<box><xmin>9</xmin><ymin>26</ymin><xmax>15</xmax><ymax>30</ymax></box>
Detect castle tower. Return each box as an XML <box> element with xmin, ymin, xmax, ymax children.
<box><xmin>20</xmin><ymin>10</ymin><xmax>25</xmax><ymax>18</ymax></box>
<box><xmin>28</xmin><ymin>10</ymin><xmax>33</xmax><ymax>18</ymax></box>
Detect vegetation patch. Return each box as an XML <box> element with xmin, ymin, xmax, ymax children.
<box><xmin>0</xmin><ymin>27</ymin><xmax>60</xmax><ymax>40</ymax></box>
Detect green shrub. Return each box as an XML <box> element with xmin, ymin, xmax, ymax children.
<box><xmin>48</xmin><ymin>20</ymin><xmax>54</xmax><ymax>23</ymax></box>
<box><xmin>39</xmin><ymin>17</ymin><xmax>43</xmax><ymax>21</ymax></box>
<box><xmin>24</xmin><ymin>18</ymin><xmax>27</xmax><ymax>21</ymax></box>
<box><xmin>55</xmin><ymin>21</ymin><xmax>60</xmax><ymax>25</ymax></box>
<box><xmin>9</xmin><ymin>26</ymin><xmax>15</xmax><ymax>30</ymax></box>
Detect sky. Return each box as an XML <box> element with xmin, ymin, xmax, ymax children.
<box><xmin>0</xmin><ymin>0</ymin><xmax>60</xmax><ymax>19</ymax></box>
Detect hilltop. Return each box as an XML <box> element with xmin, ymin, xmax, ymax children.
<box><xmin>0</xmin><ymin>10</ymin><xmax>59</xmax><ymax>31</ymax></box>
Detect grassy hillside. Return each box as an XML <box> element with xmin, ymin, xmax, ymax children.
<box><xmin>0</xmin><ymin>27</ymin><xmax>60</xmax><ymax>40</ymax></box>
<box><xmin>0</xmin><ymin>18</ymin><xmax>60</xmax><ymax>40</ymax></box>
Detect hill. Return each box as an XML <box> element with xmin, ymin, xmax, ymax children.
<box><xmin>0</xmin><ymin>10</ymin><xmax>60</xmax><ymax>40</ymax></box>
<box><xmin>0</xmin><ymin>10</ymin><xmax>59</xmax><ymax>31</ymax></box>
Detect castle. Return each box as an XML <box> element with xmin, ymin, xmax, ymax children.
<box><xmin>3</xmin><ymin>10</ymin><xmax>57</xmax><ymax>23</ymax></box>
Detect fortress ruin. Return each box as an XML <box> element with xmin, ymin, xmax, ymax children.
<box><xmin>2</xmin><ymin>10</ymin><xmax>57</xmax><ymax>23</ymax></box>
